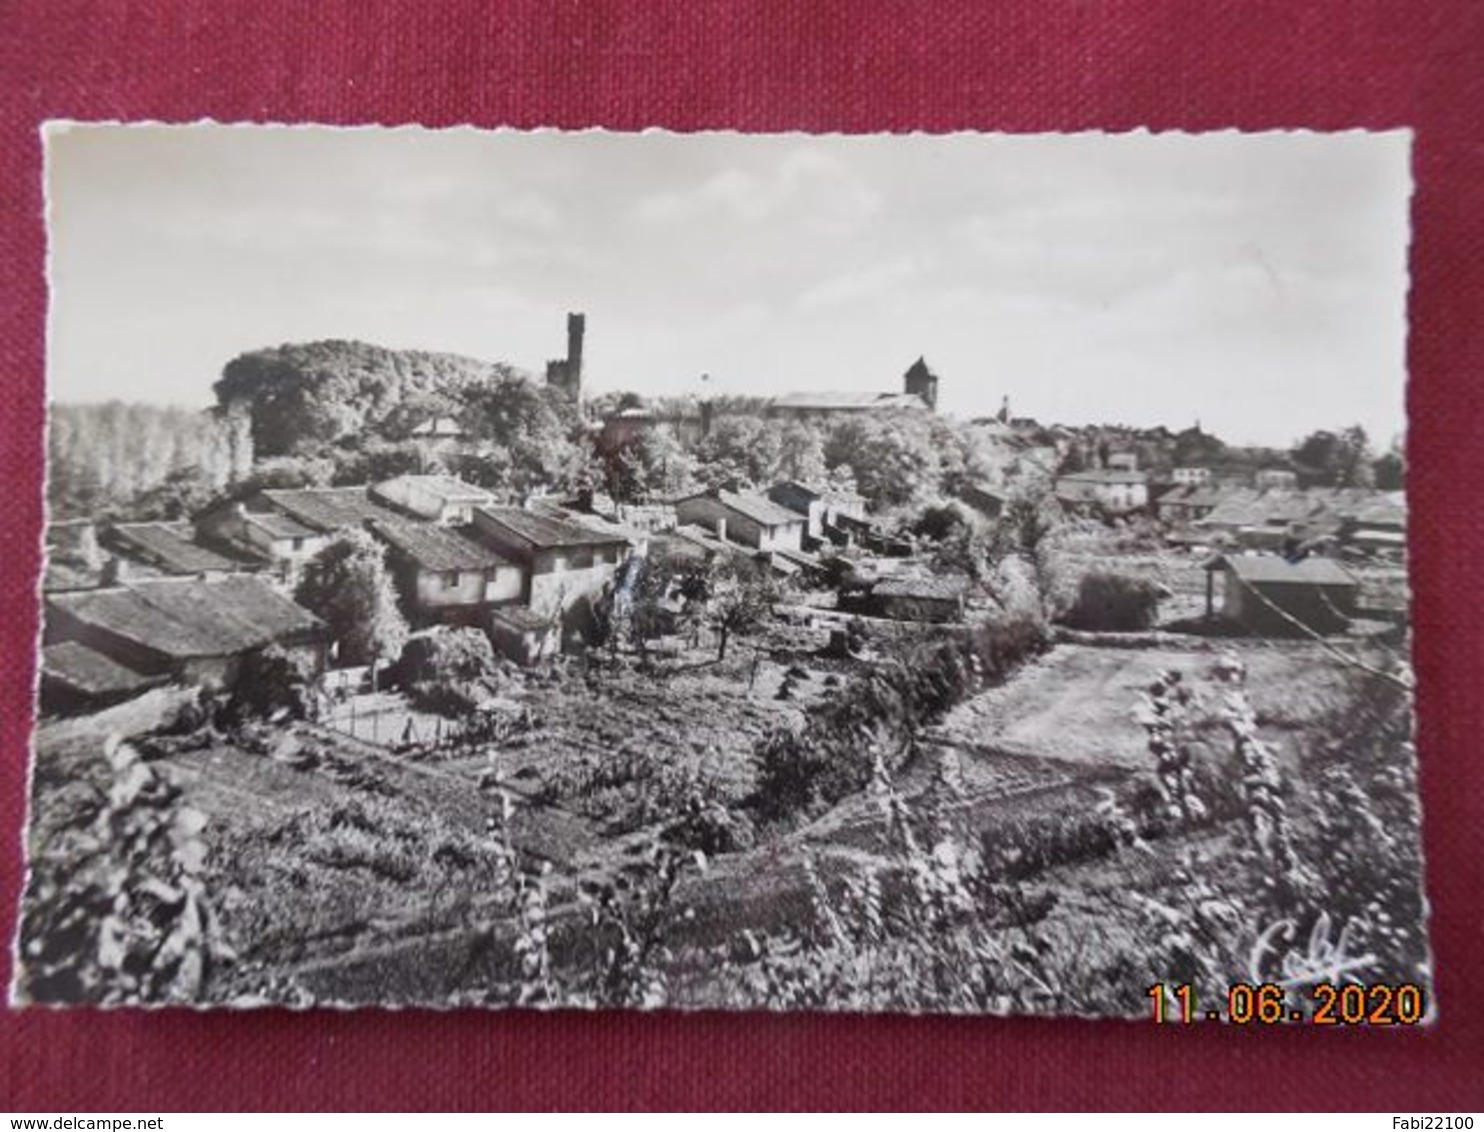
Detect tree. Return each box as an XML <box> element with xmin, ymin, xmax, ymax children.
<box><xmin>601</xmin><ymin>425</ymin><xmax>696</xmax><ymax>503</ymax></box>
<box><xmin>823</xmin><ymin>412</ymin><xmax>948</xmax><ymax>510</ymax></box>
<box><xmin>1373</xmin><ymin>439</ymin><xmax>1405</xmax><ymax>491</ymax></box>
<box><xmin>694</xmin><ymin>416</ymin><xmax>783</xmax><ymax>489</ymax></box>
<box><xmin>1173</xmin><ymin>425</ymin><xmax>1226</xmax><ymax>467</ymax></box>
<box><xmin>132</xmin><ymin>467</ymin><xmax>224</xmax><ymax>521</ymax></box>
<box><xmin>776</xmin><ymin>420</ymin><xmax>829</xmax><ymax>484</ymax></box>
<box><xmin>294</xmin><ymin>529</ymin><xmax>409</xmax><ymax>669</ymax></box>
<box><xmin>1291</xmin><ymin>426</ymin><xmax>1374</xmax><ymax>488</ymax></box>
<box><xmin>460</xmin><ymin>373</ymin><xmax>587</xmax><ymax>496</ymax></box>
<box><xmin>705</xmin><ymin>555</ymin><xmax>776</xmax><ymax>661</ymax></box>
<box><xmin>215</xmin><ymin>339</ymin><xmax>516</xmax><ymax>458</ymax></box>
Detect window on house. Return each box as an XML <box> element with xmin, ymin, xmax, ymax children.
<box><xmin>571</xmin><ymin>548</ymin><xmax>593</xmax><ymax>569</ymax></box>
<box><xmin>444</xmin><ymin>570</ymin><xmax>461</xmax><ymax>588</ymax></box>
<box><xmin>291</xmin><ymin>537</ymin><xmax>304</xmax><ymax>551</ymax></box>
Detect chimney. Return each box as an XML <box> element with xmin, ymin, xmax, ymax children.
<box><xmin>714</xmin><ymin>517</ymin><xmax>728</xmax><ymax>543</ymax></box>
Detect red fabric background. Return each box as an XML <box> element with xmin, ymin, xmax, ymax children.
<box><xmin>1</xmin><ymin>0</ymin><xmax>1481</xmax><ymax>1112</ymax></box>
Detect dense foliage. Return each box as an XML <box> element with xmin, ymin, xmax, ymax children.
<box><xmin>388</xmin><ymin>628</ymin><xmax>503</xmax><ymax>716</ymax></box>
<box><xmin>754</xmin><ymin>608</ymin><xmax>1050</xmax><ymax>821</ymax></box>
<box><xmin>48</xmin><ymin>402</ymin><xmax>253</xmax><ymax>519</ymax></box>
<box><xmin>1062</xmin><ymin>570</ymin><xmax>1165</xmax><ymax>631</ymax></box>
<box><xmin>19</xmin><ymin>738</ymin><xmax>230</xmax><ymax>1004</ymax></box>
<box><xmin>294</xmin><ymin>530</ymin><xmax>409</xmax><ymax>667</ymax></box>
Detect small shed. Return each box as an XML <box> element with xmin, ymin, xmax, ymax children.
<box><xmin>865</xmin><ymin>575</ymin><xmax>971</xmax><ymax>623</ymax></box>
<box><xmin>1204</xmin><ymin>554</ymin><xmax>1358</xmax><ymax>636</ymax></box>
<box><xmin>488</xmin><ymin>606</ymin><xmax>560</xmax><ymax>666</ymax></box>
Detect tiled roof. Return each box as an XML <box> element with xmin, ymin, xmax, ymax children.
<box><xmin>48</xmin><ymin>576</ymin><xmax>323</xmax><ymax>660</ymax></box>
<box><xmin>477</xmin><ymin>506</ymin><xmax>631</xmax><ymax>549</ymax></box>
<box><xmin>260</xmin><ymin>487</ymin><xmax>402</xmax><ymax>532</ymax></box>
<box><xmin>1209</xmin><ymin>554</ymin><xmax>1356</xmax><ymax>587</ymax></box>
<box><xmin>491</xmin><ymin>606</ymin><xmax>556</xmax><ymax>633</ymax></box>
<box><xmin>41</xmin><ymin>641</ymin><xmax>161</xmax><ymax>697</ymax></box>
<box><xmin>106</xmin><ymin>522</ymin><xmax>242</xmax><ymax>574</ymax></box>
<box><xmin>768</xmin><ymin>391</ymin><xmax>928</xmax><ymax>411</ymax></box>
<box><xmin>676</xmin><ymin>489</ymin><xmax>804</xmax><ymax>529</ymax></box>
<box><xmin>244</xmin><ymin>510</ymin><xmax>319</xmax><ymax>540</ymax></box>
<box><xmin>1158</xmin><ymin>484</ymin><xmax>1226</xmax><ymax>509</ymax></box>
<box><xmin>873</xmin><ymin>575</ymin><xmax>972</xmax><ymax>600</ymax></box>
<box><xmin>767</xmin><ymin>480</ymin><xmax>866</xmax><ymax>509</ymax></box>
<box><xmin>1058</xmin><ymin>469</ymin><xmax>1148</xmax><ymax>486</ymax></box>
<box><xmin>375</xmin><ymin>474</ymin><xmax>493</xmax><ymax>502</ymax></box>
<box><xmin>369</xmin><ymin>518</ymin><xmax>511</xmax><ymax>572</ymax></box>
<box><xmin>720</xmin><ymin>490</ymin><xmax>806</xmax><ymax>528</ymax></box>
<box><xmin>529</xmin><ymin>504</ymin><xmax>644</xmax><ymax>544</ymax></box>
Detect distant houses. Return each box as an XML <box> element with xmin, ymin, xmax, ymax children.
<box><xmin>1055</xmin><ymin>469</ymin><xmax>1150</xmax><ymax>515</ymax></box>
<box><xmin>765</xmin><ymin>481</ymin><xmax>868</xmax><ymax>546</ymax></box>
<box><xmin>762</xmin><ymin>357</ymin><xmax>940</xmax><ymax>421</ymax></box>
<box><xmin>674</xmin><ymin>488</ymin><xmax>807</xmax><ymax>554</ymax></box>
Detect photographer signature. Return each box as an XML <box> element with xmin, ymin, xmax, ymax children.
<box><xmin>1248</xmin><ymin>911</ymin><xmax>1377</xmax><ymax>987</ymax></box>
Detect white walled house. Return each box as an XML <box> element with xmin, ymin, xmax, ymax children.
<box><xmin>674</xmin><ymin>489</ymin><xmax>807</xmax><ymax>553</ymax></box>
<box><xmin>1172</xmin><ymin>466</ymin><xmax>1213</xmax><ymax>486</ymax></box>
<box><xmin>472</xmin><ymin>506</ymin><xmax>633</xmax><ymax>620</ymax></box>
<box><xmin>372</xmin><ymin>474</ymin><xmax>495</xmax><ymax>526</ymax></box>
<box><xmin>765</xmin><ymin>481</ymin><xmax>868</xmax><ymax>543</ymax></box>
<box><xmin>368</xmin><ymin>517</ymin><xmax>524</xmax><ymax>624</ymax></box>
<box><xmin>196</xmin><ymin>501</ymin><xmax>328</xmax><ymax>583</ymax></box>
<box><xmin>1054</xmin><ymin>469</ymin><xmax>1149</xmax><ymax>515</ymax></box>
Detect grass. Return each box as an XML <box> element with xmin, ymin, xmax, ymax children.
<box><xmin>930</xmin><ymin>640</ymin><xmax>1365</xmax><ymax>770</ymax></box>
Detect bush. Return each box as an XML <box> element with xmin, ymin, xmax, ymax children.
<box><xmin>227</xmin><ymin>646</ymin><xmax>315</xmax><ymax>723</ymax></box>
<box><xmin>1062</xmin><ymin>570</ymin><xmax>1164</xmax><ymax>631</ymax></box>
<box><xmin>388</xmin><ymin>628</ymin><xmax>501</xmax><ymax>716</ymax></box>
<box><xmin>753</xmin><ymin>610</ymin><xmax>1049</xmax><ymax>821</ymax></box>
<box><xmin>18</xmin><ymin>738</ymin><xmax>229</xmax><ymax>1004</ymax></box>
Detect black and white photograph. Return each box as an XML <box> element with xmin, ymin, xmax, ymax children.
<box><xmin>16</xmin><ymin>123</ymin><xmax>1428</xmax><ymax>1020</ymax></box>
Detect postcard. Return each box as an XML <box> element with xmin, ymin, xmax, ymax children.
<box><xmin>15</xmin><ymin>124</ymin><xmax>1428</xmax><ymax>1022</ymax></box>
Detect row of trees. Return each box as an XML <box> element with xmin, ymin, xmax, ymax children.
<box><xmin>48</xmin><ymin>402</ymin><xmax>254</xmax><ymax>520</ymax></box>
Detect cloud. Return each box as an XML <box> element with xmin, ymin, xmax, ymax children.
<box><xmin>634</xmin><ymin>148</ymin><xmax>880</xmax><ymax>236</ymax></box>
<box><xmin>797</xmin><ymin>255</ymin><xmax>923</xmax><ymax>309</ymax></box>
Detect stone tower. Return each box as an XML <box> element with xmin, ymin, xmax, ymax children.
<box><xmin>545</xmin><ymin>311</ymin><xmax>586</xmax><ymax>400</ymax></box>
<box><xmin>903</xmin><ymin>356</ymin><xmax>939</xmax><ymax>412</ymax></box>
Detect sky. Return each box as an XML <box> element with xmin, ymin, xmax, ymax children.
<box><xmin>45</xmin><ymin>124</ymin><xmax>1412</xmax><ymax>447</ymax></box>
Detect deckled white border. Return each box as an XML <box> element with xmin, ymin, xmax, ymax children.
<box><xmin>13</xmin><ymin>121</ymin><xmax>1427</xmax><ymax>1015</ymax></box>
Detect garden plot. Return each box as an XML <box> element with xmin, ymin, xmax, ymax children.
<box><xmin>929</xmin><ymin>640</ymin><xmax>1361</xmax><ymax>770</ymax></box>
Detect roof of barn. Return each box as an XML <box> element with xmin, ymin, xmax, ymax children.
<box><xmin>477</xmin><ymin>506</ymin><xmax>631</xmax><ymax>549</ymax></box>
<box><xmin>368</xmin><ymin>518</ymin><xmax>512</xmax><ymax>572</ymax></box>
<box><xmin>48</xmin><ymin>575</ymin><xmax>324</xmax><ymax>659</ymax></box>
<box><xmin>260</xmin><ymin>487</ymin><xmax>403</xmax><ymax>532</ymax></box>
<box><xmin>106</xmin><ymin>522</ymin><xmax>242</xmax><ymax>574</ymax></box>
<box><xmin>41</xmin><ymin>641</ymin><xmax>162</xmax><ymax>697</ymax></box>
